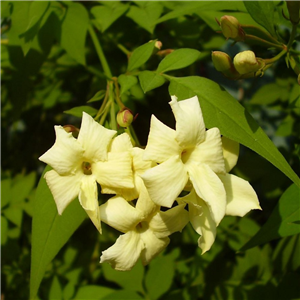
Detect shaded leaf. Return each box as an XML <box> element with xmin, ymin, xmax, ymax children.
<box><xmin>1</xmin><ymin>216</ymin><xmax>8</xmax><ymax>245</ymax></box>
<box><xmin>103</xmin><ymin>290</ymin><xmax>143</xmax><ymax>300</ymax></box>
<box><xmin>167</xmin><ymin>76</ymin><xmax>300</xmax><ymax>187</ymax></box>
<box><xmin>118</xmin><ymin>74</ymin><xmax>138</xmax><ymax>95</ymax></box>
<box><xmin>26</xmin><ymin>1</ymin><xmax>50</xmax><ymax>32</ymax></box>
<box><xmin>74</xmin><ymin>285</ymin><xmax>116</xmax><ymax>299</ymax></box>
<box><xmin>30</xmin><ymin>166</ymin><xmax>86</xmax><ymax>299</ymax></box>
<box><xmin>157</xmin><ymin>48</ymin><xmax>201</xmax><ymax>73</ymax></box>
<box><xmin>64</xmin><ymin>106</ymin><xmax>98</xmax><ymax>118</ymax></box>
<box><xmin>139</xmin><ymin>71</ymin><xmax>166</xmax><ymax>93</ymax></box>
<box><xmin>241</xmin><ymin>184</ymin><xmax>300</xmax><ymax>250</ymax></box>
<box><xmin>49</xmin><ymin>276</ymin><xmax>63</xmax><ymax>300</ymax></box>
<box><xmin>87</xmin><ymin>90</ymin><xmax>106</xmax><ymax>103</ymax></box>
<box><xmin>61</xmin><ymin>2</ymin><xmax>89</xmax><ymax>65</ymax></box>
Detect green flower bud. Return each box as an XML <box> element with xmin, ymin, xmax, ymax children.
<box><xmin>219</xmin><ymin>15</ymin><xmax>245</xmax><ymax>41</ymax></box>
<box><xmin>117</xmin><ymin>108</ymin><xmax>134</xmax><ymax>128</ymax></box>
<box><xmin>212</xmin><ymin>51</ymin><xmax>239</xmax><ymax>79</ymax></box>
<box><xmin>63</xmin><ymin>125</ymin><xmax>79</xmax><ymax>138</ymax></box>
<box><xmin>233</xmin><ymin>51</ymin><xmax>264</xmax><ymax>75</ymax></box>
<box><xmin>286</xmin><ymin>1</ymin><xmax>300</xmax><ymax>24</ymax></box>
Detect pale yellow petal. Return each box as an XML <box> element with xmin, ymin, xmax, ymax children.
<box><xmin>149</xmin><ymin>203</ymin><xmax>189</xmax><ymax>238</ymax></box>
<box><xmin>143</xmin><ymin>115</ymin><xmax>181</xmax><ymax>163</ymax></box>
<box><xmin>188</xmin><ymin>164</ymin><xmax>226</xmax><ymax>226</ymax></box>
<box><xmin>219</xmin><ymin>173</ymin><xmax>261</xmax><ymax>217</ymax></box>
<box><xmin>140</xmin><ymin>229</ymin><xmax>169</xmax><ymax>266</ymax></box>
<box><xmin>188</xmin><ymin>128</ymin><xmax>226</xmax><ymax>174</ymax></box>
<box><xmin>142</xmin><ymin>156</ymin><xmax>188</xmax><ymax>208</ymax></box>
<box><xmin>78</xmin><ymin>175</ymin><xmax>101</xmax><ymax>232</ymax></box>
<box><xmin>39</xmin><ymin>126</ymin><xmax>83</xmax><ymax>175</ymax></box>
<box><xmin>100</xmin><ymin>196</ymin><xmax>143</xmax><ymax>233</ymax></box>
<box><xmin>44</xmin><ymin>169</ymin><xmax>82</xmax><ymax>215</ymax></box>
<box><xmin>136</xmin><ymin>182</ymin><xmax>159</xmax><ymax>218</ymax></box>
<box><xmin>109</xmin><ymin>133</ymin><xmax>133</xmax><ymax>153</ymax></box>
<box><xmin>169</xmin><ymin>95</ymin><xmax>206</xmax><ymax>148</ymax></box>
<box><xmin>131</xmin><ymin>147</ymin><xmax>156</xmax><ymax>175</ymax></box>
<box><xmin>100</xmin><ymin>231</ymin><xmax>144</xmax><ymax>271</ymax></box>
<box><xmin>94</xmin><ymin>152</ymin><xmax>134</xmax><ymax>189</ymax></box>
<box><xmin>222</xmin><ymin>136</ymin><xmax>239</xmax><ymax>172</ymax></box>
<box><xmin>78</xmin><ymin>112</ymin><xmax>116</xmax><ymax>162</ymax></box>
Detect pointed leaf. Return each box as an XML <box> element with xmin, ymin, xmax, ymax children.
<box><xmin>61</xmin><ymin>2</ymin><xmax>89</xmax><ymax>65</ymax></box>
<box><xmin>30</xmin><ymin>166</ymin><xmax>86</xmax><ymax>299</ymax></box>
<box><xmin>167</xmin><ymin>76</ymin><xmax>300</xmax><ymax>187</ymax></box>
<box><xmin>118</xmin><ymin>74</ymin><xmax>138</xmax><ymax>95</ymax></box>
<box><xmin>64</xmin><ymin>106</ymin><xmax>98</xmax><ymax>118</ymax></box>
<box><xmin>241</xmin><ymin>184</ymin><xmax>300</xmax><ymax>251</ymax></box>
<box><xmin>139</xmin><ymin>71</ymin><xmax>166</xmax><ymax>93</ymax></box>
<box><xmin>157</xmin><ymin>49</ymin><xmax>201</xmax><ymax>73</ymax></box>
<box><xmin>127</xmin><ymin>40</ymin><xmax>156</xmax><ymax>72</ymax></box>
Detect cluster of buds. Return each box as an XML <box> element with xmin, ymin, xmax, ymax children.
<box><xmin>212</xmin><ymin>50</ymin><xmax>265</xmax><ymax>79</ymax></box>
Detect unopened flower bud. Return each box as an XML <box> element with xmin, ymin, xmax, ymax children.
<box><xmin>63</xmin><ymin>125</ymin><xmax>79</xmax><ymax>138</ymax></box>
<box><xmin>219</xmin><ymin>15</ymin><xmax>245</xmax><ymax>41</ymax></box>
<box><xmin>155</xmin><ymin>41</ymin><xmax>162</xmax><ymax>50</ymax></box>
<box><xmin>212</xmin><ymin>51</ymin><xmax>239</xmax><ymax>79</ymax></box>
<box><xmin>286</xmin><ymin>1</ymin><xmax>300</xmax><ymax>24</ymax></box>
<box><xmin>233</xmin><ymin>51</ymin><xmax>264</xmax><ymax>75</ymax></box>
<box><xmin>117</xmin><ymin>108</ymin><xmax>134</xmax><ymax>128</ymax></box>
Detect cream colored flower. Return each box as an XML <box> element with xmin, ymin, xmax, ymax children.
<box><xmin>39</xmin><ymin>112</ymin><xmax>134</xmax><ymax>233</ymax></box>
<box><xmin>99</xmin><ymin>191</ymin><xmax>189</xmax><ymax>271</ymax></box>
<box><xmin>142</xmin><ymin>96</ymin><xmax>227</xmax><ymax>226</ymax></box>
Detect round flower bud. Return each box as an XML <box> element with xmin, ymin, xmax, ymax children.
<box><xmin>117</xmin><ymin>108</ymin><xmax>134</xmax><ymax>128</ymax></box>
<box><xmin>212</xmin><ymin>51</ymin><xmax>233</xmax><ymax>72</ymax></box>
<box><xmin>220</xmin><ymin>15</ymin><xmax>245</xmax><ymax>41</ymax></box>
<box><xmin>233</xmin><ymin>51</ymin><xmax>264</xmax><ymax>75</ymax></box>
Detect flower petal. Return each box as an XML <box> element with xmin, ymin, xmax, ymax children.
<box><xmin>169</xmin><ymin>95</ymin><xmax>206</xmax><ymax>148</ymax></box>
<box><xmin>219</xmin><ymin>173</ymin><xmax>261</xmax><ymax>217</ymax></box>
<box><xmin>188</xmin><ymin>128</ymin><xmax>226</xmax><ymax>174</ymax></box>
<box><xmin>131</xmin><ymin>147</ymin><xmax>156</xmax><ymax>176</ymax></box>
<box><xmin>109</xmin><ymin>133</ymin><xmax>133</xmax><ymax>153</ymax></box>
<box><xmin>142</xmin><ymin>156</ymin><xmax>188</xmax><ymax>207</ymax></box>
<box><xmin>136</xmin><ymin>182</ymin><xmax>159</xmax><ymax>218</ymax></box>
<box><xmin>100</xmin><ymin>231</ymin><xmax>145</xmax><ymax>271</ymax></box>
<box><xmin>78</xmin><ymin>112</ymin><xmax>116</xmax><ymax>162</ymax></box>
<box><xmin>180</xmin><ymin>189</ymin><xmax>217</xmax><ymax>254</ymax></box>
<box><xmin>188</xmin><ymin>163</ymin><xmax>226</xmax><ymax>226</ymax></box>
<box><xmin>149</xmin><ymin>203</ymin><xmax>189</xmax><ymax>238</ymax></box>
<box><xmin>79</xmin><ymin>175</ymin><xmax>101</xmax><ymax>232</ymax></box>
<box><xmin>44</xmin><ymin>169</ymin><xmax>82</xmax><ymax>215</ymax></box>
<box><xmin>94</xmin><ymin>152</ymin><xmax>134</xmax><ymax>189</ymax></box>
<box><xmin>100</xmin><ymin>196</ymin><xmax>143</xmax><ymax>233</ymax></box>
<box><xmin>222</xmin><ymin>136</ymin><xmax>239</xmax><ymax>172</ymax></box>
<box><xmin>140</xmin><ymin>230</ymin><xmax>169</xmax><ymax>266</ymax></box>
<box><xmin>143</xmin><ymin>115</ymin><xmax>181</xmax><ymax>163</ymax></box>
<box><xmin>39</xmin><ymin>126</ymin><xmax>84</xmax><ymax>175</ymax></box>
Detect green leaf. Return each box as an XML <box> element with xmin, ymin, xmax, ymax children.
<box><xmin>126</xmin><ymin>2</ymin><xmax>163</xmax><ymax>33</ymax></box>
<box><xmin>156</xmin><ymin>48</ymin><xmax>201</xmax><ymax>73</ymax></box>
<box><xmin>3</xmin><ymin>207</ymin><xmax>23</xmax><ymax>228</ymax></box>
<box><xmin>49</xmin><ymin>276</ymin><xmax>63</xmax><ymax>300</ymax></box>
<box><xmin>241</xmin><ymin>184</ymin><xmax>300</xmax><ymax>251</ymax></box>
<box><xmin>91</xmin><ymin>3</ymin><xmax>129</xmax><ymax>32</ymax></box>
<box><xmin>1</xmin><ymin>178</ymin><xmax>11</xmax><ymax>208</ymax></box>
<box><xmin>167</xmin><ymin>76</ymin><xmax>300</xmax><ymax>187</ymax></box>
<box><xmin>103</xmin><ymin>290</ymin><xmax>144</xmax><ymax>300</ymax></box>
<box><xmin>118</xmin><ymin>74</ymin><xmax>138</xmax><ymax>95</ymax></box>
<box><xmin>74</xmin><ymin>285</ymin><xmax>116</xmax><ymax>299</ymax></box>
<box><xmin>61</xmin><ymin>2</ymin><xmax>89</xmax><ymax>65</ymax></box>
<box><xmin>127</xmin><ymin>40</ymin><xmax>157</xmax><ymax>72</ymax></box>
<box><xmin>138</xmin><ymin>71</ymin><xmax>166</xmax><ymax>93</ymax></box>
<box><xmin>250</xmin><ymin>83</ymin><xmax>287</xmax><ymax>105</ymax></box>
<box><xmin>244</xmin><ymin>1</ymin><xmax>276</xmax><ymax>37</ymax></box>
<box><xmin>102</xmin><ymin>259</ymin><xmax>144</xmax><ymax>293</ymax></box>
<box><xmin>145</xmin><ymin>253</ymin><xmax>175</xmax><ymax>300</ymax></box>
<box><xmin>64</xmin><ymin>106</ymin><xmax>98</xmax><ymax>118</ymax></box>
<box><xmin>1</xmin><ymin>216</ymin><xmax>8</xmax><ymax>245</ymax></box>
<box><xmin>30</xmin><ymin>166</ymin><xmax>86</xmax><ymax>300</ymax></box>
<box><xmin>26</xmin><ymin>1</ymin><xmax>50</xmax><ymax>32</ymax></box>
<box><xmin>87</xmin><ymin>90</ymin><xmax>106</xmax><ymax>103</ymax></box>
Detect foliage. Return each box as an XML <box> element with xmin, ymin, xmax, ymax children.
<box><xmin>1</xmin><ymin>1</ymin><xmax>300</xmax><ymax>300</ymax></box>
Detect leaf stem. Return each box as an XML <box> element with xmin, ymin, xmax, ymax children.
<box><xmin>88</xmin><ymin>24</ymin><xmax>112</xmax><ymax>79</ymax></box>
<box><xmin>287</xmin><ymin>24</ymin><xmax>298</xmax><ymax>50</ymax></box>
<box><xmin>244</xmin><ymin>34</ymin><xmax>285</xmax><ymax>50</ymax></box>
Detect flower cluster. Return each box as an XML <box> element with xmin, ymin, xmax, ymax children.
<box><xmin>39</xmin><ymin>96</ymin><xmax>261</xmax><ymax>271</ymax></box>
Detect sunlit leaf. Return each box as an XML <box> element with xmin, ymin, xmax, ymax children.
<box><xmin>156</xmin><ymin>48</ymin><xmax>201</xmax><ymax>73</ymax></box>
<box><xmin>167</xmin><ymin>76</ymin><xmax>300</xmax><ymax>187</ymax></box>
<box><xmin>138</xmin><ymin>71</ymin><xmax>166</xmax><ymax>93</ymax></box>
<box><xmin>127</xmin><ymin>40</ymin><xmax>157</xmax><ymax>72</ymax></box>
<box><xmin>87</xmin><ymin>90</ymin><xmax>106</xmax><ymax>103</ymax></box>
<box><xmin>30</xmin><ymin>166</ymin><xmax>86</xmax><ymax>299</ymax></box>
<box><xmin>118</xmin><ymin>74</ymin><xmax>138</xmax><ymax>95</ymax></box>
<box><xmin>241</xmin><ymin>184</ymin><xmax>300</xmax><ymax>250</ymax></box>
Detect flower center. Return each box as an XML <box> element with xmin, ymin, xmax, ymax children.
<box><xmin>136</xmin><ymin>221</ymin><xmax>149</xmax><ymax>233</ymax></box>
<box><xmin>181</xmin><ymin>147</ymin><xmax>193</xmax><ymax>164</ymax></box>
<box><xmin>82</xmin><ymin>161</ymin><xmax>92</xmax><ymax>175</ymax></box>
